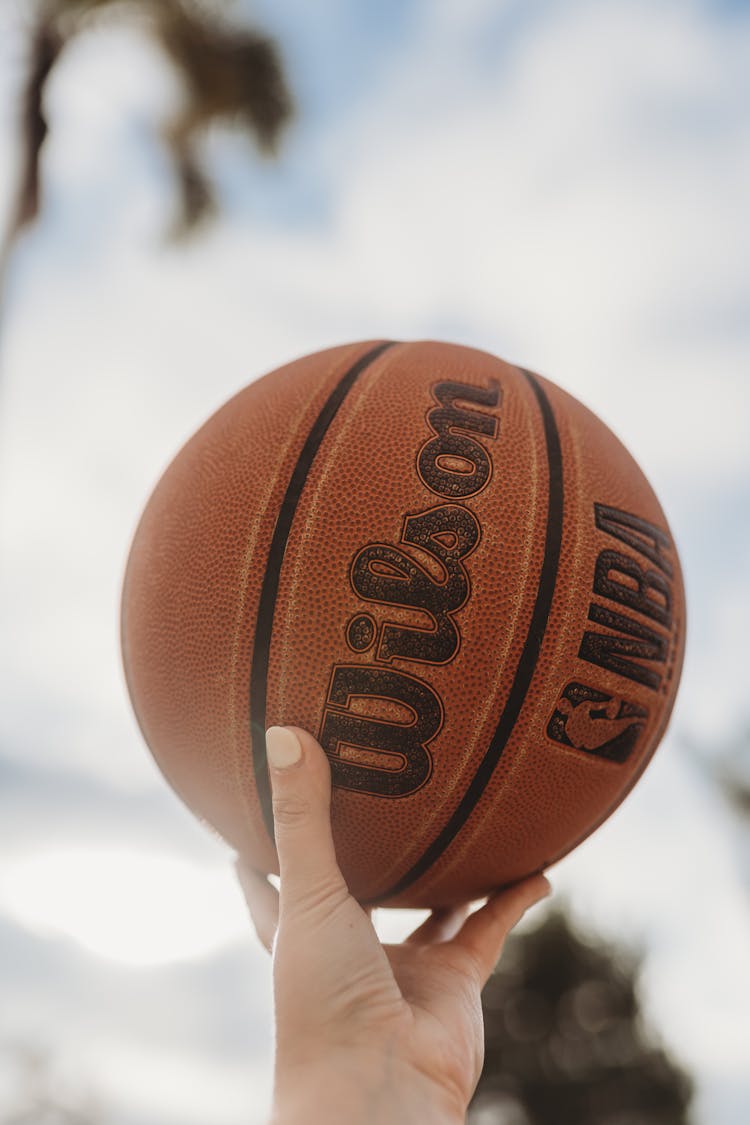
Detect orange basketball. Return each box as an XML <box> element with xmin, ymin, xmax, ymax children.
<box><xmin>121</xmin><ymin>340</ymin><xmax>685</xmax><ymax>907</ymax></box>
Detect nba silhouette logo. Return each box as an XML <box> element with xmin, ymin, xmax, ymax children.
<box><xmin>547</xmin><ymin>682</ymin><xmax>648</xmax><ymax>764</ymax></box>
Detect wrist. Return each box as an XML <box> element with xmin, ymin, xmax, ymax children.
<box><xmin>270</xmin><ymin>1050</ymin><xmax>466</xmax><ymax>1125</ymax></box>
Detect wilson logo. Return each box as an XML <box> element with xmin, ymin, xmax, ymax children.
<box><xmin>319</xmin><ymin>379</ymin><xmax>501</xmax><ymax>797</ymax></box>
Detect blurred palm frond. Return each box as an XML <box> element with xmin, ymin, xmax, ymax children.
<box><xmin>7</xmin><ymin>0</ymin><xmax>292</xmax><ymax>250</ymax></box>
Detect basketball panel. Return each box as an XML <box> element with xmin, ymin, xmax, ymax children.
<box><xmin>382</xmin><ymin>372</ymin><xmax>685</xmax><ymax>906</ymax></box>
<box><xmin>122</xmin><ymin>341</ymin><xmax>388</xmax><ymax>870</ymax></box>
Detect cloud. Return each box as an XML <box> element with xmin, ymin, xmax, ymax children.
<box><xmin>0</xmin><ymin>912</ymin><xmax>273</xmax><ymax>1124</ymax></box>
<box><xmin>0</xmin><ymin>750</ymin><xmax>220</xmax><ymax>856</ymax></box>
<box><xmin>1</xmin><ymin>0</ymin><xmax>749</xmax><ymax>1122</ymax></box>
<box><xmin>5</xmin><ymin>0</ymin><xmax>745</xmax><ymax>747</ymax></box>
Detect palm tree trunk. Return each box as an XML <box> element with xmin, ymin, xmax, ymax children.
<box><xmin>0</xmin><ymin>16</ymin><xmax>63</xmax><ymax>347</ymax></box>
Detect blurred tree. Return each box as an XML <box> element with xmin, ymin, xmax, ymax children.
<box><xmin>689</xmin><ymin>722</ymin><xmax>750</xmax><ymax>892</ymax></box>
<box><xmin>471</xmin><ymin>907</ymin><xmax>694</xmax><ymax>1125</ymax></box>
<box><xmin>0</xmin><ymin>0</ymin><xmax>292</xmax><ymax>301</ymax></box>
<box><xmin>703</xmin><ymin>723</ymin><xmax>750</xmax><ymax>821</ymax></box>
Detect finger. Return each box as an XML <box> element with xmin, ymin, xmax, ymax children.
<box><xmin>235</xmin><ymin>859</ymin><xmax>279</xmax><ymax>953</ymax></box>
<box><xmin>405</xmin><ymin>903</ymin><xmax>471</xmax><ymax>945</ymax></box>
<box><xmin>446</xmin><ymin>874</ymin><xmax>551</xmax><ymax>985</ymax></box>
<box><xmin>265</xmin><ymin>726</ymin><xmax>349</xmax><ymax>910</ymax></box>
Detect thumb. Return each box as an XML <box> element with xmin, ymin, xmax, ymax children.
<box><xmin>266</xmin><ymin>726</ymin><xmax>349</xmax><ymax>909</ymax></box>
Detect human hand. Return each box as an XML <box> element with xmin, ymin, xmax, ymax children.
<box><xmin>237</xmin><ymin>726</ymin><xmax>550</xmax><ymax>1125</ymax></box>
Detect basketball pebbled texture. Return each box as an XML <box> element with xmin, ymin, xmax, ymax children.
<box><xmin>121</xmin><ymin>340</ymin><xmax>685</xmax><ymax>908</ymax></box>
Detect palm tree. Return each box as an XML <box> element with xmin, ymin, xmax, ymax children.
<box><xmin>0</xmin><ymin>0</ymin><xmax>292</xmax><ymax>310</ymax></box>
<box><xmin>0</xmin><ymin>8</ymin><xmax>289</xmax><ymax>1093</ymax></box>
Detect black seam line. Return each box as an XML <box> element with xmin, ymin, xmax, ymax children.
<box><xmin>365</xmin><ymin>367</ymin><xmax>564</xmax><ymax>905</ymax></box>
<box><xmin>250</xmin><ymin>340</ymin><xmax>398</xmax><ymax>841</ymax></box>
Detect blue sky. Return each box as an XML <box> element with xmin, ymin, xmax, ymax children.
<box><xmin>0</xmin><ymin>0</ymin><xmax>749</xmax><ymax>1122</ymax></box>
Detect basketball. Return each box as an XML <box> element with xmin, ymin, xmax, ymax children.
<box><xmin>121</xmin><ymin>340</ymin><xmax>685</xmax><ymax>908</ymax></box>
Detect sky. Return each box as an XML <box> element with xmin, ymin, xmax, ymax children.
<box><xmin>0</xmin><ymin>0</ymin><xmax>749</xmax><ymax>1122</ymax></box>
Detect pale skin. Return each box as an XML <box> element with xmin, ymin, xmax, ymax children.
<box><xmin>237</xmin><ymin>725</ymin><xmax>551</xmax><ymax>1125</ymax></box>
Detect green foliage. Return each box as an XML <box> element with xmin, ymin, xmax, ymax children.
<box><xmin>472</xmin><ymin>907</ymin><xmax>694</xmax><ymax>1125</ymax></box>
